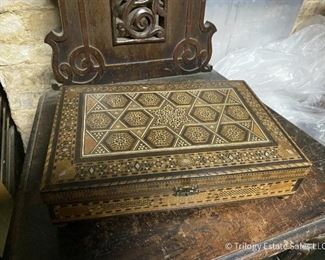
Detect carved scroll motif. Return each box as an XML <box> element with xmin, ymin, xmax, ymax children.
<box><xmin>173</xmin><ymin>0</ymin><xmax>216</xmax><ymax>73</ymax></box>
<box><xmin>59</xmin><ymin>46</ymin><xmax>106</xmax><ymax>84</ymax></box>
<box><xmin>173</xmin><ymin>38</ymin><xmax>210</xmax><ymax>73</ymax></box>
<box><xmin>112</xmin><ymin>0</ymin><xmax>166</xmax><ymax>44</ymax></box>
<box><xmin>45</xmin><ymin>0</ymin><xmax>216</xmax><ymax>85</ymax></box>
<box><xmin>46</xmin><ymin>0</ymin><xmax>106</xmax><ymax>84</ymax></box>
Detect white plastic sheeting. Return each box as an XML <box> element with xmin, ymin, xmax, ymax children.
<box><xmin>206</xmin><ymin>0</ymin><xmax>303</xmax><ymax>63</ymax></box>
<box><xmin>215</xmin><ymin>17</ymin><xmax>325</xmax><ymax>145</ymax></box>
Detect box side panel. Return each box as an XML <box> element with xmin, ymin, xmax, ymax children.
<box><xmin>48</xmin><ymin>166</ymin><xmax>310</xmax><ymax>223</ymax></box>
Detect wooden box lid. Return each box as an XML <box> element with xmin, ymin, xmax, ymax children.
<box><xmin>41</xmin><ymin>80</ymin><xmax>311</xmax><ymax>203</ymax></box>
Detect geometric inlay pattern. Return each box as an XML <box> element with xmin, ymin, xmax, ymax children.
<box><xmin>219</xmin><ymin>124</ymin><xmax>247</xmax><ymax>142</ymax></box>
<box><xmin>42</xmin><ymin>80</ymin><xmax>310</xmax><ymax>193</ymax></box>
<box><xmin>226</xmin><ymin>105</ymin><xmax>250</xmax><ymax>120</ymax></box>
<box><xmin>145</xmin><ymin>128</ymin><xmax>175</xmax><ymax>148</ymax></box>
<box><xmin>121</xmin><ymin>110</ymin><xmax>152</xmax><ymax>127</ymax></box>
<box><xmin>86</xmin><ymin>112</ymin><xmax>113</xmax><ymax>130</ymax></box>
<box><xmin>183</xmin><ymin>126</ymin><xmax>213</xmax><ymax>144</ymax></box>
<box><xmin>82</xmin><ymin>88</ymin><xmax>270</xmax><ymax>157</ymax></box>
<box><xmin>104</xmin><ymin>131</ymin><xmax>137</xmax><ymax>152</ymax></box>
<box><xmin>191</xmin><ymin>106</ymin><xmax>219</xmax><ymax>122</ymax></box>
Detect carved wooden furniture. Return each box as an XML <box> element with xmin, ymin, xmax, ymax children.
<box><xmin>5</xmin><ymin>72</ymin><xmax>325</xmax><ymax>259</ymax></box>
<box><xmin>46</xmin><ymin>0</ymin><xmax>216</xmax><ymax>85</ymax></box>
<box><xmin>39</xmin><ymin>0</ymin><xmax>312</xmax><ymax>222</ymax></box>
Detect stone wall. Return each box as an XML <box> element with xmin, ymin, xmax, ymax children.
<box><xmin>0</xmin><ymin>0</ymin><xmax>59</xmax><ymax>148</ymax></box>
<box><xmin>293</xmin><ymin>0</ymin><xmax>325</xmax><ymax>32</ymax></box>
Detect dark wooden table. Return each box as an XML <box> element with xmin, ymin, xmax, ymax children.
<box><xmin>6</xmin><ymin>72</ymin><xmax>325</xmax><ymax>260</ymax></box>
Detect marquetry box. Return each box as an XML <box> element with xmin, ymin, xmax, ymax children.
<box><xmin>41</xmin><ymin>80</ymin><xmax>311</xmax><ymax>223</ymax></box>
